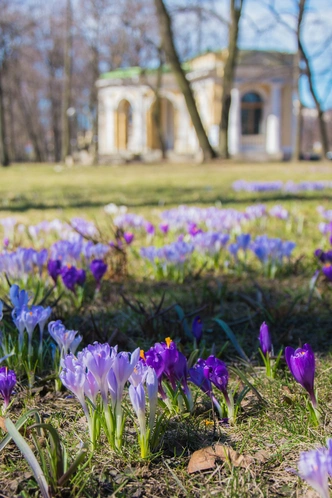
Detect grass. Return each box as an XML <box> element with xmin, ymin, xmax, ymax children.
<box><xmin>0</xmin><ymin>161</ymin><xmax>332</xmax><ymax>497</ymax></box>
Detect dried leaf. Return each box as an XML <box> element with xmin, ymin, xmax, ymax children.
<box><xmin>187</xmin><ymin>444</ymin><xmax>254</xmax><ymax>474</ymax></box>
<box><xmin>0</xmin><ymin>417</ymin><xmax>6</xmax><ymax>432</ymax></box>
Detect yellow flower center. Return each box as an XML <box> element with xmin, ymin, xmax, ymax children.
<box><xmin>165</xmin><ymin>337</ymin><xmax>172</xmax><ymax>348</ymax></box>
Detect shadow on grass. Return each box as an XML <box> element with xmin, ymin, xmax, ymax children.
<box><xmin>59</xmin><ymin>273</ymin><xmax>332</xmax><ymax>358</ymax></box>
<box><xmin>1</xmin><ymin>188</ymin><xmax>332</xmax><ymax>212</ymax></box>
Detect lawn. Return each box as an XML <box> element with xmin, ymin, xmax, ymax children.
<box><xmin>0</xmin><ymin>161</ymin><xmax>332</xmax><ymax>497</ymax></box>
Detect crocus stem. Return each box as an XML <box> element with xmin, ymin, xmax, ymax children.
<box><xmin>103</xmin><ymin>404</ymin><xmax>114</xmax><ymax>448</ymax></box>
<box><xmin>115</xmin><ymin>403</ymin><xmax>123</xmax><ymax>450</ymax></box>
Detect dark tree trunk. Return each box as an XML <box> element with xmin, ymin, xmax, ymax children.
<box><xmin>90</xmin><ymin>44</ymin><xmax>99</xmax><ymax>165</ymax></box>
<box><xmin>153</xmin><ymin>0</ymin><xmax>217</xmax><ymax>161</ymax></box>
<box><xmin>61</xmin><ymin>0</ymin><xmax>73</xmax><ymax>162</ymax></box>
<box><xmin>298</xmin><ymin>0</ymin><xmax>329</xmax><ymax>157</ymax></box>
<box><xmin>0</xmin><ymin>70</ymin><xmax>10</xmax><ymax>166</ymax></box>
<box><xmin>219</xmin><ymin>0</ymin><xmax>243</xmax><ymax>159</ymax></box>
<box><xmin>152</xmin><ymin>48</ymin><xmax>166</xmax><ymax>159</ymax></box>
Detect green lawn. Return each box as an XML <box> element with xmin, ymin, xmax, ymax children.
<box><xmin>1</xmin><ymin>161</ymin><xmax>332</xmax><ymax>497</ymax></box>
<box><xmin>1</xmin><ymin>161</ymin><xmax>332</xmax><ymax>221</ymax></box>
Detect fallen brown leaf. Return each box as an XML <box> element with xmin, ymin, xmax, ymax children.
<box><xmin>0</xmin><ymin>416</ymin><xmax>7</xmax><ymax>432</ymax></box>
<box><xmin>187</xmin><ymin>444</ymin><xmax>254</xmax><ymax>474</ymax></box>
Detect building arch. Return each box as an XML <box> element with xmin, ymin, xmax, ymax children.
<box><xmin>241</xmin><ymin>91</ymin><xmax>264</xmax><ymax>135</ymax></box>
<box><xmin>115</xmin><ymin>99</ymin><xmax>133</xmax><ymax>150</ymax></box>
<box><xmin>147</xmin><ymin>97</ymin><xmax>176</xmax><ymax>151</ymax></box>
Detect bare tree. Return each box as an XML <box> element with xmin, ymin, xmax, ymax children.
<box><xmin>61</xmin><ymin>0</ymin><xmax>73</xmax><ymax>162</ymax></box>
<box><xmin>153</xmin><ymin>0</ymin><xmax>217</xmax><ymax>161</ymax></box>
<box><xmin>219</xmin><ymin>0</ymin><xmax>243</xmax><ymax>158</ymax></box>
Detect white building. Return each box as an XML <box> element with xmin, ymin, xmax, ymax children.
<box><xmin>97</xmin><ymin>50</ymin><xmax>295</xmax><ymax>161</ymax></box>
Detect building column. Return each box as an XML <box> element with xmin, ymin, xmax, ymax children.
<box><xmin>228</xmin><ymin>88</ymin><xmax>240</xmax><ymax>155</ymax></box>
<box><xmin>105</xmin><ymin>101</ymin><xmax>116</xmax><ymax>153</ymax></box>
<box><xmin>266</xmin><ymin>84</ymin><xmax>281</xmax><ymax>155</ymax></box>
<box><xmin>130</xmin><ymin>91</ymin><xmax>147</xmax><ymax>154</ymax></box>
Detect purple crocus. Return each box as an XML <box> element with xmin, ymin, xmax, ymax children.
<box><xmin>322</xmin><ymin>265</ymin><xmax>332</xmax><ymax>282</ymax></box>
<box><xmin>61</xmin><ymin>265</ymin><xmax>85</xmax><ymax>291</ymax></box>
<box><xmin>203</xmin><ymin>356</ymin><xmax>229</xmax><ymax>395</ymax></box>
<box><xmin>90</xmin><ymin>259</ymin><xmax>107</xmax><ymax>287</ymax></box>
<box><xmin>259</xmin><ymin>322</ymin><xmax>272</xmax><ymax>355</ymax></box>
<box><xmin>47</xmin><ymin>259</ymin><xmax>62</xmax><ymax>283</ymax></box>
<box><xmin>192</xmin><ymin>316</ymin><xmax>203</xmax><ymax>343</ymax></box>
<box><xmin>60</xmin><ymin>354</ymin><xmax>88</xmax><ymax>416</ymax></box>
<box><xmin>0</xmin><ymin>367</ymin><xmax>16</xmax><ymax>410</ymax></box>
<box><xmin>285</xmin><ymin>343</ymin><xmax>317</xmax><ymax>407</ymax></box>
<box><xmin>159</xmin><ymin>223</ymin><xmax>169</xmax><ymax>234</ymax></box>
<box><xmin>76</xmin><ymin>269</ymin><xmax>86</xmax><ymax>287</ymax></box>
<box><xmin>123</xmin><ymin>232</ymin><xmax>134</xmax><ymax>245</ymax></box>
<box><xmin>145</xmin><ymin>222</ymin><xmax>155</xmax><ymax>236</ymax></box>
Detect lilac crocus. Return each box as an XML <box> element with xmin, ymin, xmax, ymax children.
<box><xmin>145</xmin><ymin>222</ymin><xmax>155</xmax><ymax>236</ymax></box>
<box><xmin>90</xmin><ymin>259</ymin><xmax>107</xmax><ymax>287</ymax></box>
<box><xmin>47</xmin><ymin>259</ymin><xmax>62</xmax><ymax>283</ymax></box>
<box><xmin>48</xmin><ymin>320</ymin><xmax>82</xmax><ymax>359</ymax></box>
<box><xmin>9</xmin><ymin>284</ymin><xmax>29</xmax><ymax>310</ymax></box>
<box><xmin>259</xmin><ymin>322</ymin><xmax>272</xmax><ymax>355</ymax></box>
<box><xmin>81</xmin><ymin>342</ymin><xmax>116</xmax><ymax>404</ymax></box>
<box><xmin>0</xmin><ymin>300</ymin><xmax>3</xmax><ymax>321</ymax></box>
<box><xmin>298</xmin><ymin>449</ymin><xmax>330</xmax><ymax>498</ymax></box>
<box><xmin>285</xmin><ymin>343</ymin><xmax>317</xmax><ymax>407</ymax></box>
<box><xmin>60</xmin><ymin>354</ymin><xmax>88</xmax><ymax>417</ymax></box>
<box><xmin>0</xmin><ymin>367</ymin><xmax>16</xmax><ymax>410</ymax></box>
<box><xmin>110</xmin><ymin>348</ymin><xmax>140</xmax><ymax>404</ymax></box>
<box><xmin>146</xmin><ymin>367</ymin><xmax>158</xmax><ymax>430</ymax></box>
<box><xmin>192</xmin><ymin>316</ymin><xmax>203</xmax><ymax>343</ymax></box>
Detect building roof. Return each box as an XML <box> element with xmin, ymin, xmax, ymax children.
<box><xmin>99</xmin><ymin>49</ymin><xmax>294</xmax><ymax>82</ymax></box>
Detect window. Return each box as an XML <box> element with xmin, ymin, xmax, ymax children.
<box><xmin>241</xmin><ymin>92</ymin><xmax>263</xmax><ymax>135</ymax></box>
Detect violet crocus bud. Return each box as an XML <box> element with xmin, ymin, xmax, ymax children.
<box><xmin>0</xmin><ymin>367</ymin><xmax>16</xmax><ymax>410</ymax></box>
<box><xmin>123</xmin><ymin>232</ymin><xmax>134</xmax><ymax>245</ymax></box>
<box><xmin>159</xmin><ymin>223</ymin><xmax>169</xmax><ymax>234</ymax></box>
<box><xmin>259</xmin><ymin>322</ymin><xmax>272</xmax><ymax>355</ymax></box>
<box><xmin>285</xmin><ymin>343</ymin><xmax>317</xmax><ymax>407</ymax></box>
<box><xmin>90</xmin><ymin>259</ymin><xmax>107</xmax><ymax>286</ymax></box>
<box><xmin>61</xmin><ymin>265</ymin><xmax>79</xmax><ymax>292</ymax></box>
<box><xmin>145</xmin><ymin>223</ymin><xmax>155</xmax><ymax>236</ymax></box>
<box><xmin>47</xmin><ymin>259</ymin><xmax>62</xmax><ymax>283</ymax></box>
<box><xmin>76</xmin><ymin>269</ymin><xmax>86</xmax><ymax>287</ymax></box>
<box><xmin>192</xmin><ymin>316</ymin><xmax>203</xmax><ymax>343</ymax></box>
<box><xmin>322</xmin><ymin>264</ymin><xmax>332</xmax><ymax>282</ymax></box>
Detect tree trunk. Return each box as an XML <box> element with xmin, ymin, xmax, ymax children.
<box><xmin>90</xmin><ymin>44</ymin><xmax>99</xmax><ymax>165</ymax></box>
<box><xmin>152</xmin><ymin>48</ymin><xmax>166</xmax><ymax>159</ymax></box>
<box><xmin>0</xmin><ymin>69</ymin><xmax>10</xmax><ymax>167</ymax></box>
<box><xmin>153</xmin><ymin>0</ymin><xmax>217</xmax><ymax>161</ymax></box>
<box><xmin>219</xmin><ymin>0</ymin><xmax>242</xmax><ymax>159</ymax></box>
<box><xmin>292</xmin><ymin>48</ymin><xmax>302</xmax><ymax>162</ymax></box>
<box><xmin>61</xmin><ymin>0</ymin><xmax>73</xmax><ymax>163</ymax></box>
<box><xmin>298</xmin><ymin>0</ymin><xmax>329</xmax><ymax>157</ymax></box>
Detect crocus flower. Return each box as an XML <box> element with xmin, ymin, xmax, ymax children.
<box><xmin>145</xmin><ymin>222</ymin><xmax>155</xmax><ymax>236</ymax></box>
<box><xmin>47</xmin><ymin>259</ymin><xmax>62</xmax><ymax>283</ymax></box>
<box><xmin>259</xmin><ymin>322</ymin><xmax>272</xmax><ymax>355</ymax></box>
<box><xmin>0</xmin><ymin>300</ymin><xmax>3</xmax><ymax>321</ymax></box>
<box><xmin>192</xmin><ymin>316</ymin><xmax>203</xmax><ymax>343</ymax></box>
<box><xmin>322</xmin><ymin>265</ymin><xmax>332</xmax><ymax>282</ymax></box>
<box><xmin>76</xmin><ymin>269</ymin><xmax>86</xmax><ymax>287</ymax></box>
<box><xmin>0</xmin><ymin>367</ymin><xmax>16</xmax><ymax>410</ymax></box>
<box><xmin>146</xmin><ymin>366</ymin><xmax>158</xmax><ymax>430</ymax></box>
<box><xmin>90</xmin><ymin>259</ymin><xmax>107</xmax><ymax>287</ymax></box>
<box><xmin>203</xmin><ymin>356</ymin><xmax>229</xmax><ymax>395</ymax></box>
<box><xmin>159</xmin><ymin>223</ymin><xmax>169</xmax><ymax>234</ymax></box>
<box><xmin>48</xmin><ymin>320</ymin><xmax>82</xmax><ymax>359</ymax></box>
<box><xmin>110</xmin><ymin>348</ymin><xmax>140</xmax><ymax>404</ymax></box>
<box><xmin>81</xmin><ymin>342</ymin><xmax>116</xmax><ymax>404</ymax></box>
<box><xmin>9</xmin><ymin>284</ymin><xmax>29</xmax><ymax>310</ymax></box>
<box><xmin>60</xmin><ymin>354</ymin><xmax>88</xmax><ymax>417</ymax></box>
<box><xmin>285</xmin><ymin>343</ymin><xmax>317</xmax><ymax>407</ymax></box>
<box><xmin>61</xmin><ymin>265</ymin><xmax>79</xmax><ymax>292</ymax></box>
<box><xmin>298</xmin><ymin>449</ymin><xmax>330</xmax><ymax>498</ymax></box>
<box><xmin>123</xmin><ymin>232</ymin><xmax>134</xmax><ymax>245</ymax></box>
